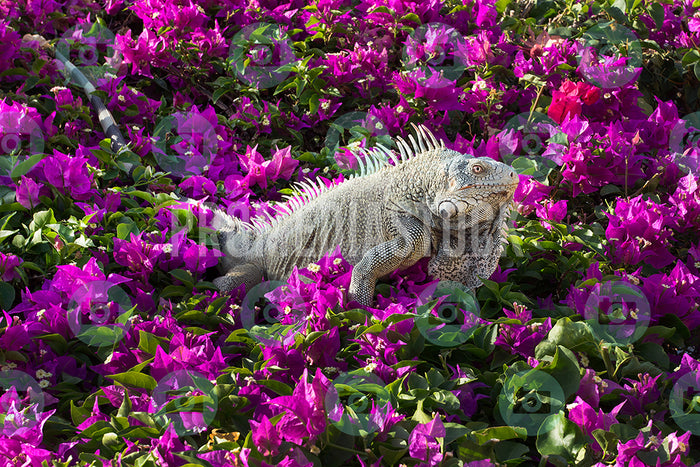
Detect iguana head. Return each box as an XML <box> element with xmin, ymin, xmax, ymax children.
<box><xmin>431</xmin><ymin>154</ymin><xmax>519</xmax><ymax>225</ymax></box>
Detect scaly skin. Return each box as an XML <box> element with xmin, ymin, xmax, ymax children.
<box><xmin>213</xmin><ymin>125</ymin><xmax>519</xmax><ymax>306</ymax></box>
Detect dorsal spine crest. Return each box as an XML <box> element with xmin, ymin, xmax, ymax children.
<box><xmin>242</xmin><ymin>124</ymin><xmax>445</xmax><ymax>234</ymax></box>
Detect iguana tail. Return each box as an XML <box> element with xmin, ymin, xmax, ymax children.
<box><xmin>52</xmin><ymin>49</ymin><xmax>136</xmax><ymax>176</ymax></box>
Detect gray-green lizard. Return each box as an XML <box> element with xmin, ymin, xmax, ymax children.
<box><xmin>211</xmin><ymin>125</ymin><xmax>519</xmax><ymax>306</ymax></box>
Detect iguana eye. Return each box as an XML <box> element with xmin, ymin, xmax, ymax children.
<box><xmin>472</xmin><ymin>164</ymin><xmax>484</xmax><ymax>174</ymax></box>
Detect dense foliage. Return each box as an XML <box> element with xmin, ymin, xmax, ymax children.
<box><xmin>1</xmin><ymin>0</ymin><xmax>700</xmax><ymax>465</ymax></box>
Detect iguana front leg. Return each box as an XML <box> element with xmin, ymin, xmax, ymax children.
<box><xmin>349</xmin><ymin>217</ymin><xmax>431</xmax><ymax>306</ymax></box>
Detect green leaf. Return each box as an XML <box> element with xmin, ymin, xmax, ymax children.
<box><xmin>683</xmin><ymin>49</ymin><xmax>700</xmax><ymax>67</ymax></box>
<box><xmin>29</xmin><ymin>209</ymin><xmax>56</xmax><ymax>232</ymax></box>
<box><xmin>117</xmin><ymin>391</ymin><xmax>133</xmax><ymax>418</ymax></box>
<box><xmin>70</xmin><ymin>399</ymin><xmax>92</xmax><ymax>427</ymax></box>
<box><xmin>108</xmin><ymin>371</ymin><xmax>157</xmax><ymax>391</ymax></box>
<box><xmin>591</xmin><ymin>428</ymin><xmax>619</xmax><ymax>454</ymax></box>
<box><xmin>471</xmin><ymin>426</ymin><xmax>527</xmax><ymax>444</ymax></box>
<box><xmin>539</xmin><ymin>346</ymin><xmax>581</xmax><ymax>398</ymax></box>
<box><xmin>10</xmin><ymin>153</ymin><xmax>45</xmax><ymax>179</ymax></box>
<box><xmin>170</xmin><ymin>269</ymin><xmax>194</xmax><ymax>287</ymax></box>
<box><xmin>535</xmin><ymin>412</ymin><xmax>588</xmax><ymax>461</ymax></box>
<box><xmin>0</xmin><ymin>282</ymin><xmax>15</xmax><ymax>311</ymax></box>
<box><xmin>116</xmin><ymin>221</ymin><xmax>140</xmax><ymax>240</ymax></box>
<box><xmin>649</xmin><ymin>2</ymin><xmax>665</xmax><ymax>28</ymax></box>
<box><xmin>599</xmin><ymin>184</ymin><xmax>621</xmax><ymax>196</ymax></box>
<box><xmin>636</xmin><ymin>342</ymin><xmax>670</xmax><ymax>371</ymax></box>
<box><xmin>535</xmin><ymin>317</ymin><xmax>597</xmax><ymax>359</ymax></box>
<box><xmin>255</xmin><ymin>378</ymin><xmax>293</xmax><ymax>396</ymax></box>
<box><xmin>625</xmin><ymin>0</ymin><xmax>642</xmax><ymax>13</ymax></box>
<box><xmin>138</xmin><ymin>330</ymin><xmax>164</xmax><ymax>355</ymax></box>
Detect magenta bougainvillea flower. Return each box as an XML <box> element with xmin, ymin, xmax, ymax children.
<box><xmin>41</xmin><ymin>149</ymin><xmax>94</xmax><ymax>200</ymax></box>
<box><xmin>0</xmin><ymin>392</ymin><xmax>56</xmax><ymax>467</ymax></box>
<box><xmin>0</xmin><ymin>252</ymin><xmax>22</xmax><ymax>282</ymax></box>
<box><xmin>566</xmin><ymin>396</ymin><xmax>625</xmax><ymax>452</ymax></box>
<box><xmin>619</xmin><ymin>373</ymin><xmax>662</xmax><ymax>418</ymax></box>
<box><xmin>605</xmin><ymin>195</ymin><xmax>677</xmax><ymax>268</ymax></box>
<box><xmin>267</xmin><ymin>368</ymin><xmax>330</xmax><ymax>446</ymax></box>
<box><xmin>113</xmin><ymin>232</ymin><xmax>165</xmax><ymax>284</ymax></box>
<box><xmin>447</xmin><ymin>364</ymin><xmax>488</xmax><ymax>420</ymax></box>
<box><xmin>408</xmin><ymin>415</ymin><xmax>446</xmax><ymax>466</ymax></box>
<box><xmin>250</xmin><ymin>415</ymin><xmax>282</xmax><ymax>457</ymax></box>
<box><xmin>494</xmin><ymin>304</ymin><xmax>552</xmax><ymax>359</ymax></box>
<box><xmin>0</xmin><ymin>21</ymin><xmax>22</xmax><ymax>74</ymax></box>
<box><xmin>641</xmin><ymin>261</ymin><xmax>700</xmax><ymax>329</ymax></box>
<box><xmin>14</xmin><ymin>175</ymin><xmax>44</xmax><ymax>210</ymax></box>
<box><xmin>613</xmin><ymin>420</ymin><xmax>691</xmax><ymax>467</ymax></box>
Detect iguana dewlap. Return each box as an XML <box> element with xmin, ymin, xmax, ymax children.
<box><xmin>211</xmin><ymin>125</ymin><xmax>519</xmax><ymax>306</ymax></box>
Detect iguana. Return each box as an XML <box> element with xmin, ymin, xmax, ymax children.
<box><xmin>211</xmin><ymin>125</ymin><xmax>519</xmax><ymax>306</ymax></box>
<box><xmin>50</xmin><ymin>46</ymin><xmax>519</xmax><ymax>305</ymax></box>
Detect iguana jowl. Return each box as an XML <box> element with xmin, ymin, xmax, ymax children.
<box><xmin>212</xmin><ymin>125</ymin><xmax>519</xmax><ymax>306</ymax></box>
